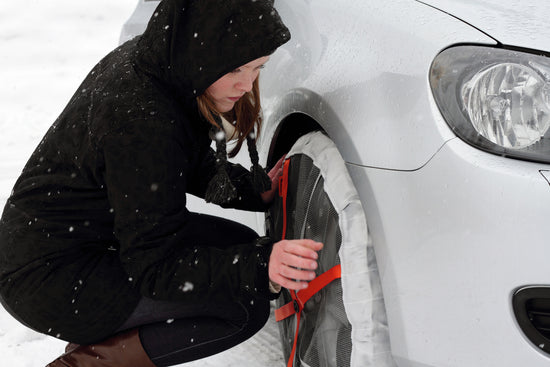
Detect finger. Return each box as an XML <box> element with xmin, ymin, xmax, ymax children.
<box><xmin>270</xmin><ymin>274</ymin><xmax>310</xmax><ymax>291</ymax></box>
<box><xmin>267</xmin><ymin>157</ymin><xmax>285</xmax><ymax>179</ymax></box>
<box><xmin>275</xmin><ymin>155</ymin><xmax>285</xmax><ymax>169</ymax></box>
<box><xmin>272</xmin><ymin>165</ymin><xmax>283</xmax><ymax>180</ymax></box>
<box><xmin>284</xmin><ymin>240</ymin><xmax>323</xmax><ymax>259</ymax></box>
<box><xmin>270</xmin><ymin>169</ymin><xmax>281</xmax><ymax>186</ymax></box>
<box><xmin>280</xmin><ymin>252</ymin><xmax>318</xmax><ymax>270</ymax></box>
<box><xmin>291</xmin><ymin>239</ymin><xmax>324</xmax><ymax>252</ymax></box>
<box><xmin>268</xmin><ymin>156</ymin><xmax>285</xmax><ymax>179</ymax></box>
<box><xmin>279</xmin><ymin>265</ymin><xmax>316</xmax><ymax>281</ymax></box>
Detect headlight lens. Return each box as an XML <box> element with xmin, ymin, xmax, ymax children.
<box><xmin>430</xmin><ymin>46</ymin><xmax>550</xmax><ymax>163</ymax></box>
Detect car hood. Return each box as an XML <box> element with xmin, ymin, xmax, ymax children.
<box><xmin>417</xmin><ymin>0</ymin><xmax>550</xmax><ymax>52</ymax></box>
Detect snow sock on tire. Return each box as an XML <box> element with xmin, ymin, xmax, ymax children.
<box><xmin>269</xmin><ymin>132</ymin><xmax>396</xmax><ymax>367</ymax></box>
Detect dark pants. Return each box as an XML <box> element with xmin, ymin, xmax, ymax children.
<box><xmin>116</xmin><ymin>213</ymin><xmax>270</xmax><ymax>366</ymax></box>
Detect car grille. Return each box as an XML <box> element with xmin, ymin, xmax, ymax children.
<box><xmin>513</xmin><ymin>286</ymin><xmax>550</xmax><ymax>355</ymax></box>
<box><xmin>527</xmin><ymin>298</ymin><xmax>550</xmax><ymax>338</ymax></box>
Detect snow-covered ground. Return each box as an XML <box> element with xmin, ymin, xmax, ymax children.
<box><xmin>0</xmin><ymin>1</ymin><xmax>283</xmax><ymax>365</ymax></box>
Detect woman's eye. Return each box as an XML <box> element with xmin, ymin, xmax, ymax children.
<box><xmin>231</xmin><ymin>68</ymin><xmax>242</xmax><ymax>74</ymax></box>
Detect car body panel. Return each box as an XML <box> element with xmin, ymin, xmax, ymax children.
<box><xmin>418</xmin><ymin>0</ymin><xmax>550</xmax><ymax>52</ymax></box>
<box><xmin>347</xmin><ymin>138</ymin><xmax>550</xmax><ymax>366</ymax></box>
<box><xmin>119</xmin><ymin>0</ymin><xmax>158</xmax><ymax>44</ymax></box>
<box><xmin>259</xmin><ymin>0</ymin><xmax>494</xmax><ymax>171</ymax></box>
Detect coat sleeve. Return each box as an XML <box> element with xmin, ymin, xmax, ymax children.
<box><xmin>98</xmin><ymin>119</ymin><xmax>276</xmax><ymax>302</ymax></box>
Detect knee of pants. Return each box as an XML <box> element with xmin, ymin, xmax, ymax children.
<box><xmin>223</xmin><ymin>296</ymin><xmax>269</xmax><ymax>332</ymax></box>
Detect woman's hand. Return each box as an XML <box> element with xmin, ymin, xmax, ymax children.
<box><xmin>269</xmin><ymin>239</ymin><xmax>323</xmax><ymax>291</ymax></box>
<box><xmin>260</xmin><ymin>155</ymin><xmax>285</xmax><ymax>204</ymax></box>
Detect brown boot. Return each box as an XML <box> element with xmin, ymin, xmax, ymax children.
<box><xmin>64</xmin><ymin>342</ymin><xmax>79</xmax><ymax>354</ymax></box>
<box><xmin>46</xmin><ymin>329</ymin><xmax>156</xmax><ymax>367</ymax></box>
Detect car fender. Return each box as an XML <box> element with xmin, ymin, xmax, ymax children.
<box><xmin>260</xmin><ymin>0</ymin><xmax>495</xmax><ymax>171</ymax></box>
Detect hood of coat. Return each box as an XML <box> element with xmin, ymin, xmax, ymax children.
<box><xmin>134</xmin><ymin>0</ymin><xmax>291</xmax><ymax>100</ymax></box>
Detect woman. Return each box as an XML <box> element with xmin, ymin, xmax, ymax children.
<box><xmin>0</xmin><ymin>0</ymin><xmax>322</xmax><ymax>366</ymax></box>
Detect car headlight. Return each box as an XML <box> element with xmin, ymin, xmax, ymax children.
<box><xmin>430</xmin><ymin>45</ymin><xmax>550</xmax><ymax>163</ymax></box>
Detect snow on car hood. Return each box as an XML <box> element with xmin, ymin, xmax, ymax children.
<box><xmin>418</xmin><ymin>0</ymin><xmax>550</xmax><ymax>52</ymax></box>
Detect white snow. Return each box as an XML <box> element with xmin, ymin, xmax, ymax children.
<box><xmin>0</xmin><ymin>1</ymin><xmax>283</xmax><ymax>365</ymax></box>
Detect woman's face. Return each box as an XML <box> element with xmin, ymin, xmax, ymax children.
<box><xmin>206</xmin><ymin>56</ymin><xmax>270</xmax><ymax>113</ymax></box>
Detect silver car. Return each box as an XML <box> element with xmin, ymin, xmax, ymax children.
<box><xmin>122</xmin><ymin>1</ymin><xmax>550</xmax><ymax>366</ymax></box>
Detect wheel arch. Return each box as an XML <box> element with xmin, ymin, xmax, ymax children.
<box><xmin>265</xmin><ymin>112</ymin><xmax>324</xmax><ymax>169</ymax></box>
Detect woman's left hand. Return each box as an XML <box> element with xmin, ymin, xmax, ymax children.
<box><xmin>260</xmin><ymin>155</ymin><xmax>285</xmax><ymax>204</ymax></box>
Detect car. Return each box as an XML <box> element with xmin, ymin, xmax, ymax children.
<box><xmin>121</xmin><ymin>1</ymin><xmax>550</xmax><ymax>366</ymax></box>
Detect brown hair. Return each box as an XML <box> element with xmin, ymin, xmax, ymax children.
<box><xmin>197</xmin><ymin>78</ymin><xmax>262</xmax><ymax>158</ymax></box>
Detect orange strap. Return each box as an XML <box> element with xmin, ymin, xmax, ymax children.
<box><xmin>276</xmin><ymin>157</ymin><xmax>342</xmax><ymax>367</ymax></box>
<box><xmin>275</xmin><ymin>264</ymin><xmax>342</xmax><ymax>322</ymax></box>
<box><xmin>278</xmin><ymin>158</ymin><xmax>290</xmax><ymax>240</ymax></box>
<box><xmin>276</xmin><ymin>265</ymin><xmax>342</xmax><ymax>367</ymax></box>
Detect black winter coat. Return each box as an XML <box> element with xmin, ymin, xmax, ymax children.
<box><xmin>0</xmin><ymin>0</ymin><xmax>290</xmax><ymax>344</ymax></box>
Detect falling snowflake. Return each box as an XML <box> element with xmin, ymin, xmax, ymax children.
<box><xmin>180</xmin><ymin>282</ymin><xmax>194</xmax><ymax>292</ymax></box>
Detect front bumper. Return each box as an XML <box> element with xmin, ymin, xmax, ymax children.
<box><xmin>347</xmin><ymin>137</ymin><xmax>550</xmax><ymax>366</ymax></box>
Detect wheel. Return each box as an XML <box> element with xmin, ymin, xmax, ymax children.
<box><xmin>268</xmin><ymin>131</ymin><xmax>394</xmax><ymax>367</ymax></box>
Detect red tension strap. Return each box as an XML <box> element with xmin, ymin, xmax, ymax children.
<box><xmin>278</xmin><ymin>158</ymin><xmax>290</xmax><ymax>240</ymax></box>
<box><xmin>276</xmin><ymin>157</ymin><xmax>343</xmax><ymax>367</ymax></box>
<box><xmin>275</xmin><ymin>265</ymin><xmax>342</xmax><ymax>367</ymax></box>
<box><xmin>275</xmin><ymin>264</ymin><xmax>342</xmax><ymax>322</ymax></box>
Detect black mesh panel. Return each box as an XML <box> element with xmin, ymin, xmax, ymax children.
<box><xmin>269</xmin><ymin>154</ymin><xmax>352</xmax><ymax>367</ymax></box>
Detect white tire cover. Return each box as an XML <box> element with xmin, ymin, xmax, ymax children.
<box><xmin>283</xmin><ymin>131</ymin><xmax>396</xmax><ymax>367</ymax></box>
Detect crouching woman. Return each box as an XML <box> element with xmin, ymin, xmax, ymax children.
<box><xmin>0</xmin><ymin>0</ymin><xmax>322</xmax><ymax>366</ymax></box>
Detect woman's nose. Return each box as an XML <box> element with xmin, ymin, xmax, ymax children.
<box><xmin>236</xmin><ymin>73</ymin><xmax>254</xmax><ymax>92</ymax></box>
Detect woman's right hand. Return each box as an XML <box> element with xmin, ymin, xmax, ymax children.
<box><xmin>269</xmin><ymin>239</ymin><xmax>323</xmax><ymax>291</ymax></box>
<box><xmin>260</xmin><ymin>155</ymin><xmax>285</xmax><ymax>204</ymax></box>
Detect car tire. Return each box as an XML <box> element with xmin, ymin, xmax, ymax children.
<box><xmin>267</xmin><ymin>131</ymin><xmax>394</xmax><ymax>367</ymax></box>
